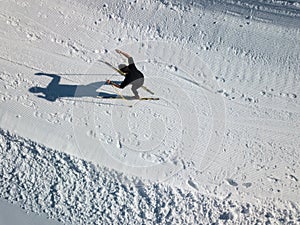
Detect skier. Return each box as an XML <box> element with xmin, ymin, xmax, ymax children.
<box><xmin>106</xmin><ymin>49</ymin><xmax>144</xmax><ymax>99</ymax></box>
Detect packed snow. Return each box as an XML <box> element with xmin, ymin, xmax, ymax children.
<box><xmin>0</xmin><ymin>0</ymin><xmax>299</xmax><ymax>224</ymax></box>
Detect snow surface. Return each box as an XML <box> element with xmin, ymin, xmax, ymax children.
<box><xmin>0</xmin><ymin>0</ymin><xmax>300</xmax><ymax>224</ymax></box>
<box><xmin>0</xmin><ymin>198</ymin><xmax>62</xmax><ymax>225</ymax></box>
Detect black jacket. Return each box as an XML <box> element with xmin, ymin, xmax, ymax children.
<box><xmin>120</xmin><ymin>57</ymin><xmax>144</xmax><ymax>88</ymax></box>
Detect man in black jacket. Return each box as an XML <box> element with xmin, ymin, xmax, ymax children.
<box><xmin>106</xmin><ymin>49</ymin><xmax>144</xmax><ymax>99</ymax></box>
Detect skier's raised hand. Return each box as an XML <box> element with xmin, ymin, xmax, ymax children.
<box><xmin>115</xmin><ymin>49</ymin><xmax>131</xmax><ymax>58</ymax></box>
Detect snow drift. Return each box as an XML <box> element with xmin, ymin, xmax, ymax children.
<box><xmin>0</xmin><ymin>0</ymin><xmax>299</xmax><ymax>224</ymax></box>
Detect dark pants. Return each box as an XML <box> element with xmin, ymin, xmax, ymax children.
<box><xmin>131</xmin><ymin>78</ymin><xmax>144</xmax><ymax>98</ymax></box>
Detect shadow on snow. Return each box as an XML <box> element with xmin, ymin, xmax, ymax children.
<box><xmin>28</xmin><ymin>72</ymin><xmax>121</xmax><ymax>102</ymax></box>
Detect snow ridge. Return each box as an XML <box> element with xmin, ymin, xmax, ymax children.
<box><xmin>0</xmin><ymin>128</ymin><xmax>299</xmax><ymax>224</ymax></box>
<box><xmin>170</xmin><ymin>0</ymin><xmax>300</xmax><ymax>28</ymax></box>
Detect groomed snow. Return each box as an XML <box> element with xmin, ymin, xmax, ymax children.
<box><xmin>0</xmin><ymin>0</ymin><xmax>299</xmax><ymax>224</ymax></box>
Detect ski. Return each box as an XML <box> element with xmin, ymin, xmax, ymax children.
<box><xmin>99</xmin><ymin>60</ymin><xmax>155</xmax><ymax>95</ymax></box>
<box><xmin>97</xmin><ymin>96</ymin><xmax>159</xmax><ymax>101</ymax></box>
<box><xmin>139</xmin><ymin>97</ymin><xmax>159</xmax><ymax>100</ymax></box>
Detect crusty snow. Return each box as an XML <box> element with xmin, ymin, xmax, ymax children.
<box><xmin>1</xmin><ymin>128</ymin><xmax>299</xmax><ymax>224</ymax></box>
<box><xmin>0</xmin><ymin>0</ymin><xmax>300</xmax><ymax>224</ymax></box>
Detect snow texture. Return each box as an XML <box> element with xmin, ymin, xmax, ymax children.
<box><xmin>0</xmin><ymin>128</ymin><xmax>299</xmax><ymax>224</ymax></box>
<box><xmin>0</xmin><ymin>0</ymin><xmax>300</xmax><ymax>224</ymax></box>
<box><xmin>0</xmin><ymin>198</ymin><xmax>62</xmax><ymax>225</ymax></box>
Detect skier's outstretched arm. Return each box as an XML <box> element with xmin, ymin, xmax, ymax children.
<box><xmin>106</xmin><ymin>79</ymin><xmax>129</xmax><ymax>89</ymax></box>
<box><xmin>115</xmin><ymin>49</ymin><xmax>131</xmax><ymax>58</ymax></box>
<box><xmin>116</xmin><ymin>49</ymin><xmax>134</xmax><ymax>65</ymax></box>
<box><xmin>106</xmin><ymin>80</ymin><xmax>122</xmax><ymax>89</ymax></box>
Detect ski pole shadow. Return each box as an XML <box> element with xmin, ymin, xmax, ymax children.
<box><xmin>29</xmin><ymin>72</ymin><xmax>117</xmax><ymax>102</ymax></box>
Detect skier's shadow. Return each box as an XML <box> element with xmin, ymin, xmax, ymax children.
<box><xmin>29</xmin><ymin>72</ymin><xmax>117</xmax><ymax>102</ymax></box>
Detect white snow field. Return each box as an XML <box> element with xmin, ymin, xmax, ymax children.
<box><xmin>0</xmin><ymin>0</ymin><xmax>299</xmax><ymax>224</ymax></box>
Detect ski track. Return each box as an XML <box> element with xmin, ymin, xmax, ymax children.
<box><xmin>0</xmin><ymin>0</ymin><xmax>300</xmax><ymax>224</ymax></box>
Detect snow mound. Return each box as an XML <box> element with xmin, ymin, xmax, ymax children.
<box><xmin>1</xmin><ymin>128</ymin><xmax>299</xmax><ymax>224</ymax></box>
<box><xmin>1</xmin><ymin>0</ymin><xmax>300</xmax><ymax>223</ymax></box>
